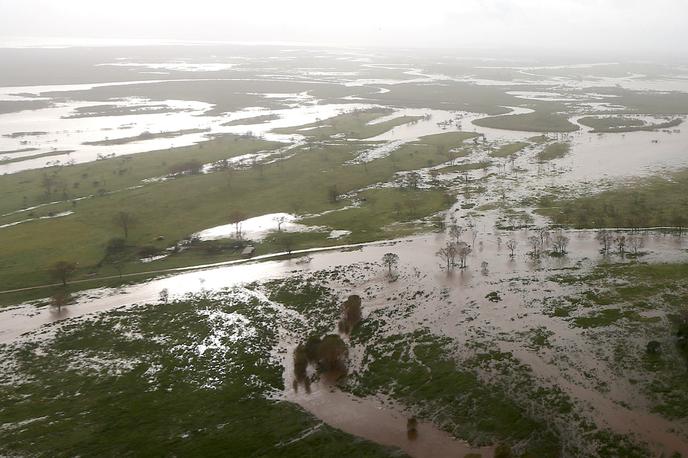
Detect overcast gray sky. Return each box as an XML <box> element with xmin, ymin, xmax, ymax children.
<box><xmin>0</xmin><ymin>0</ymin><xmax>686</xmax><ymax>57</ymax></box>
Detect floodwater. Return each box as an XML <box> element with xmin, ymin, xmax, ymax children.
<box><xmin>2</xmin><ymin>225</ymin><xmax>687</xmax><ymax>454</ymax></box>
<box><xmin>283</xmin><ymin>356</ymin><xmax>494</xmax><ymax>458</ymax></box>
<box><xmin>4</xmin><ymin>53</ymin><xmax>688</xmax><ymax>456</ymax></box>
<box><xmin>0</xmin><ymin>94</ymin><xmax>371</xmax><ymax>173</ymax></box>
<box><xmin>195</xmin><ymin>213</ymin><xmax>310</xmax><ymax>241</ymax></box>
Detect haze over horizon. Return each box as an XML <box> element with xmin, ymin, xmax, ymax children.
<box><xmin>1</xmin><ymin>0</ymin><xmax>687</xmax><ymax>60</ymax></box>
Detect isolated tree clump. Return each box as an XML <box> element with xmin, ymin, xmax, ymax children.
<box><xmin>382</xmin><ymin>252</ymin><xmax>399</xmax><ymax>278</ymax></box>
<box><xmin>338</xmin><ymin>295</ymin><xmax>363</xmax><ymax>334</ymax></box>
<box><xmin>304</xmin><ymin>335</ymin><xmax>322</xmax><ymax>364</ymax></box>
<box><xmin>317</xmin><ymin>334</ymin><xmax>348</xmax><ymax>374</ymax></box>
<box><xmin>596</xmin><ymin>230</ymin><xmax>614</xmax><ymax>254</ymax></box>
<box><xmin>436</xmin><ymin>242</ymin><xmax>458</xmax><ymax>270</ymax></box>
<box><xmin>551</xmin><ymin>230</ymin><xmax>570</xmax><ymax>256</ymax></box>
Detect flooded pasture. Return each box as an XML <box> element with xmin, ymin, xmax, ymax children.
<box><xmin>2</xmin><ymin>47</ymin><xmax>688</xmax><ymax>457</ymax></box>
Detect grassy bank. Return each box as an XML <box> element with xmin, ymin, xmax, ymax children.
<box><xmin>0</xmin><ymin>290</ymin><xmax>400</xmax><ymax>457</ymax></box>
<box><xmin>538</xmin><ymin>169</ymin><xmax>688</xmax><ymax>228</ymax></box>
<box><xmin>473</xmin><ymin>110</ymin><xmax>579</xmax><ymax>133</ymax></box>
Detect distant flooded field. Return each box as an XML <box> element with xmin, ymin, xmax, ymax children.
<box><xmin>1</xmin><ymin>45</ymin><xmax>688</xmax><ymax>457</ymax></box>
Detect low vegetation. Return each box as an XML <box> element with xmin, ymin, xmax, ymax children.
<box><xmin>536</xmin><ymin>142</ymin><xmax>571</xmax><ymax>162</ymax></box>
<box><xmin>489</xmin><ymin>141</ymin><xmax>530</xmax><ymax>158</ymax></box>
<box><xmin>0</xmin><ymin>290</ymin><xmax>399</xmax><ymax>456</ymax></box>
<box><xmin>538</xmin><ymin>169</ymin><xmax>688</xmax><ymax>229</ymax></box>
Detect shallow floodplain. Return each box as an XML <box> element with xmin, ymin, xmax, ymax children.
<box><xmin>3</xmin><ymin>47</ymin><xmax>688</xmax><ymax>458</ymax></box>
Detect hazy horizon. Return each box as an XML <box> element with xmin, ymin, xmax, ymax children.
<box><xmin>1</xmin><ymin>0</ymin><xmax>687</xmax><ymax>60</ymax></box>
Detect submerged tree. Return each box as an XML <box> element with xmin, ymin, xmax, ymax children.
<box><xmin>614</xmin><ymin>234</ymin><xmax>627</xmax><ymax>255</ymax></box>
<box><xmin>528</xmin><ymin>235</ymin><xmax>543</xmax><ymax>258</ymax></box>
<box><xmin>506</xmin><ymin>239</ymin><xmax>518</xmax><ymax>258</ymax></box>
<box><xmin>456</xmin><ymin>241</ymin><xmax>472</xmax><ymax>268</ymax></box>
<box><xmin>551</xmin><ymin>230</ymin><xmax>570</xmax><ymax>255</ymax></box>
<box><xmin>51</xmin><ymin>288</ymin><xmax>71</xmax><ymax>311</ymax></box>
<box><xmin>382</xmin><ymin>252</ymin><xmax>399</xmax><ymax>278</ymax></box>
<box><xmin>436</xmin><ymin>242</ymin><xmax>457</xmax><ymax>270</ymax></box>
<box><xmin>596</xmin><ymin>230</ymin><xmax>614</xmax><ymax>254</ymax></box>
<box><xmin>627</xmin><ymin>234</ymin><xmax>645</xmax><ymax>255</ymax></box>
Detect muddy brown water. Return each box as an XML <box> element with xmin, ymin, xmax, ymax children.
<box><xmin>2</xmin><ymin>228</ymin><xmax>687</xmax><ymax>456</ymax></box>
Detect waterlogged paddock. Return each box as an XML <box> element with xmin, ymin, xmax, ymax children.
<box><xmin>3</xmin><ymin>47</ymin><xmax>688</xmax><ymax>457</ymax></box>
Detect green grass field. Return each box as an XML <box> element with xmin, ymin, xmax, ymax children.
<box><xmin>489</xmin><ymin>142</ymin><xmax>530</xmax><ymax>158</ymax></box>
<box><xmin>0</xmin><ymin>290</ymin><xmax>400</xmax><ymax>457</ymax></box>
<box><xmin>473</xmin><ymin>111</ymin><xmax>579</xmax><ymax>133</ymax></box>
<box><xmin>273</xmin><ymin>109</ymin><xmax>422</xmax><ymax>140</ymax></box>
<box><xmin>537</xmin><ymin>169</ymin><xmax>688</xmax><ymax>228</ymax></box>
<box><xmin>578</xmin><ymin>116</ymin><xmax>682</xmax><ymax>133</ymax></box>
<box><xmin>536</xmin><ymin>142</ymin><xmax>571</xmax><ymax>162</ymax></box>
<box><xmin>0</xmin><ymin>130</ymin><xmax>476</xmax><ymax>292</ymax></box>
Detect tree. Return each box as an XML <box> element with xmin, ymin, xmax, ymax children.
<box><xmin>113</xmin><ymin>211</ymin><xmax>136</xmax><ymax>240</ymax></box>
<box><xmin>382</xmin><ymin>253</ymin><xmax>399</xmax><ymax>278</ymax></box>
<box><xmin>274</xmin><ymin>215</ymin><xmax>288</xmax><ymax>232</ymax></box>
<box><xmin>528</xmin><ymin>235</ymin><xmax>543</xmax><ymax>258</ymax></box>
<box><xmin>51</xmin><ymin>289</ymin><xmax>71</xmax><ymax>311</ymax></box>
<box><xmin>536</xmin><ymin>227</ymin><xmax>550</xmax><ymax>247</ymax></box>
<box><xmin>596</xmin><ymin>230</ymin><xmax>614</xmax><ymax>254</ymax></box>
<box><xmin>275</xmin><ymin>232</ymin><xmax>297</xmax><ymax>254</ymax></box>
<box><xmin>469</xmin><ymin>227</ymin><xmax>479</xmax><ymax>247</ymax></box>
<box><xmin>456</xmin><ymin>241</ymin><xmax>472</xmax><ymax>268</ymax></box>
<box><xmin>671</xmin><ymin>211</ymin><xmax>685</xmax><ymax>236</ymax></box>
<box><xmin>615</xmin><ymin>235</ymin><xmax>626</xmax><ymax>255</ymax></box>
<box><xmin>551</xmin><ymin>231</ymin><xmax>570</xmax><ymax>255</ymax></box>
<box><xmin>50</xmin><ymin>261</ymin><xmax>77</xmax><ymax>287</ymax></box>
<box><xmin>105</xmin><ymin>237</ymin><xmax>126</xmax><ymax>255</ymax></box>
<box><xmin>293</xmin><ymin>343</ymin><xmax>308</xmax><ymax>381</ymax></box>
<box><xmin>627</xmin><ymin>234</ymin><xmax>645</xmax><ymax>255</ymax></box>
<box><xmin>436</xmin><ymin>242</ymin><xmax>457</xmax><ymax>270</ymax></box>
<box><xmin>228</xmin><ymin>210</ymin><xmax>246</xmax><ymax>239</ymax></box>
<box><xmin>405</xmin><ymin>171</ymin><xmax>420</xmax><ymax>190</ymax></box>
<box><xmin>317</xmin><ymin>334</ymin><xmax>348</xmax><ymax>374</ymax></box>
<box><xmin>449</xmin><ymin>224</ymin><xmax>465</xmax><ymax>243</ymax></box>
<box><xmin>506</xmin><ymin>239</ymin><xmax>517</xmax><ymax>258</ymax></box>
<box><xmin>304</xmin><ymin>336</ymin><xmax>322</xmax><ymax>364</ymax></box>
<box><xmin>646</xmin><ymin>341</ymin><xmax>661</xmax><ymax>355</ymax></box>
<box><xmin>338</xmin><ymin>295</ymin><xmax>363</xmax><ymax>334</ymax></box>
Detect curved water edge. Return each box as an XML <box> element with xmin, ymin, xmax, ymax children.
<box><xmin>282</xmin><ymin>355</ymin><xmax>494</xmax><ymax>458</ymax></box>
